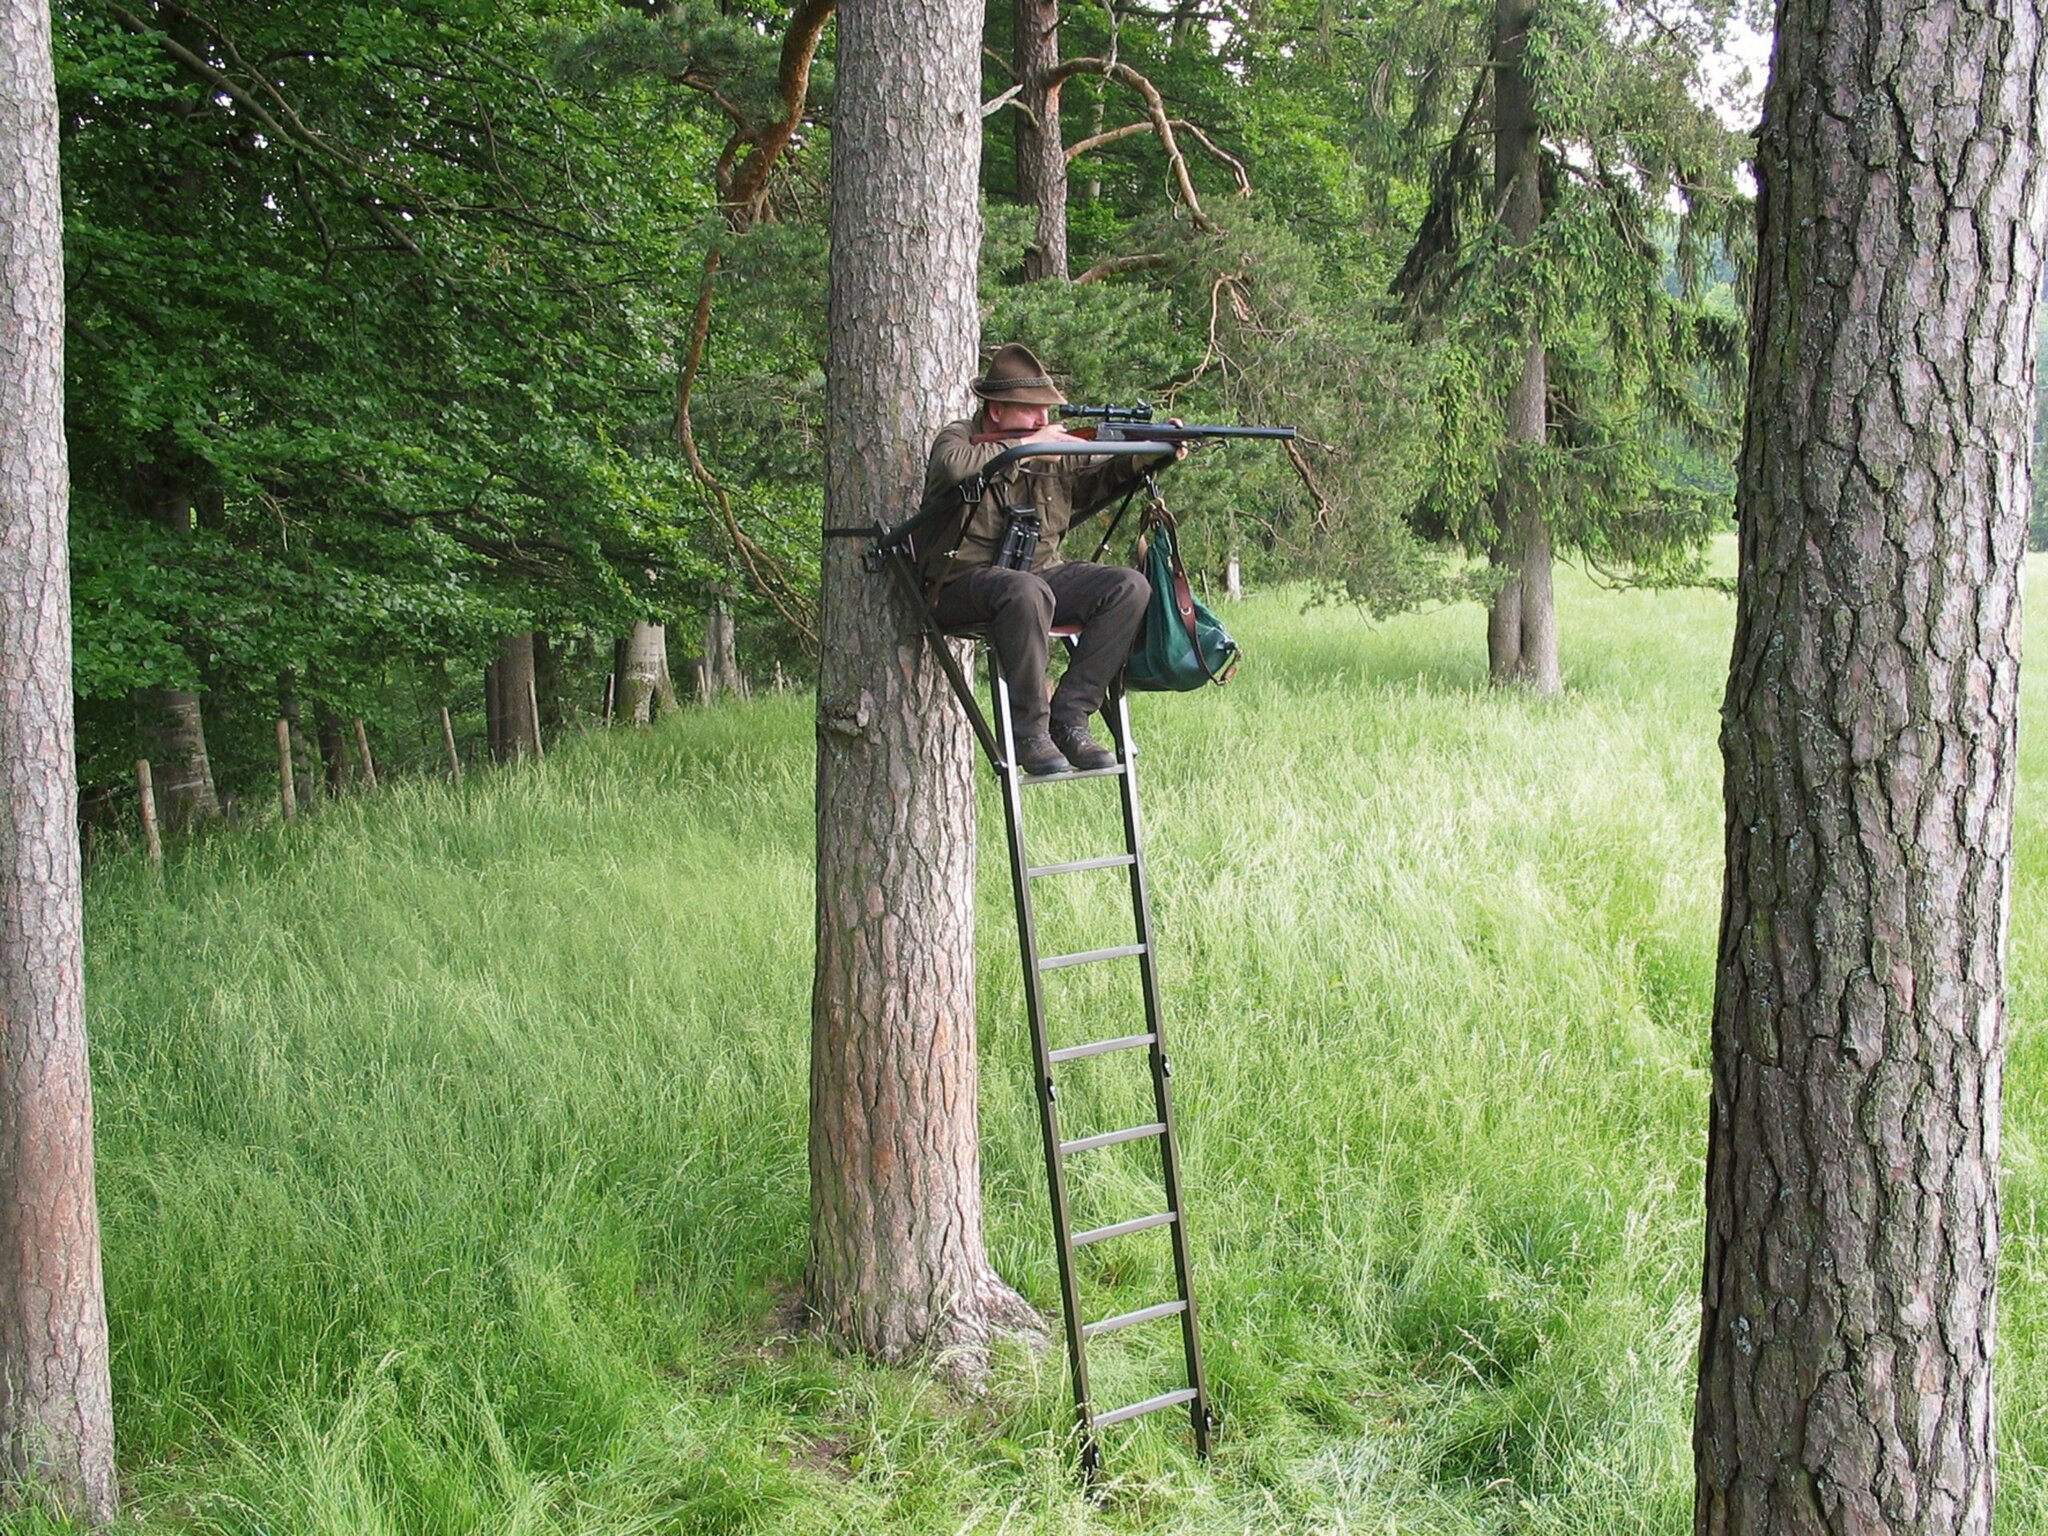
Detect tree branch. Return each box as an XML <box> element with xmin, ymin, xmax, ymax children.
<box><xmin>1067</xmin><ymin>115</ymin><xmax>1251</xmax><ymax>197</ymax></box>
<box><xmin>1046</xmin><ymin>57</ymin><xmax>1222</xmax><ymax>232</ymax></box>
<box><xmin>723</xmin><ymin>0</ymin><xmax>835</xmax><ymax>226</ymax></box>
<box><xmin>1074</xmin><ymin>251</ymin><xmax>1168</xmax><ymax>284</ymax></box>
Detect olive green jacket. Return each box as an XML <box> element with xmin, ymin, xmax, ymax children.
<box><xmin>914</xmin><ymin>419</ymin><xmax>1154</xmax><ymax>590</ymax></box>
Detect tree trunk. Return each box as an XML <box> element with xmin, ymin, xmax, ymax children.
<box><xmin>811</xmin><ymin>0</ymin><xmax>1043</xmax><ymax>1376</ymax></box>
<box><xmin>705</xmin><ymin>600</ymin><xmax>747</xmax><ymax>700</ymax></box>
<box><xmin>0</xmin><ymin>0</ymin><xmax>118</xmax><ymax>1516</ymax></box>
<box><xmin>1693</xmin><ymin>3</ymin><xmax>2045</xmax><ymax>1532</ymax></box>
<box><xmin>316</xmin><ymin>710</ymin><xmax>347</xmax><ymax>798</ymax></box>
<box><xmin>276</xmin><ymin>672</ymin><xmax>315</xmax><ymax>801</ymax></box>
<box><xmin>492</xmin><ymin>633</ymin><xmax>539</xmax><ymax>761</ymax></box>
<box><xmin>483</xmin><ymin>660</ymin><xmax>502</xmax><ymax>761</ymax></box>
<box><xmin>133</xmin><ymin>686</ymin><xmax>221</xmax><ymax>830</ymax></box>
<box><xmin>532</xmin><ymin>632</ymin><xmax>562</xmax><ymax>735</ymax></box>
<box><xmin>1488</xmin><ymin>0</ymin><xmax>1558</xmax><ymax>694</ymax></box>
<box><xmin>1485</xmin><ymin>538</ymin><xmax>1522</xmax><ymax>679</ymax></box>
<box><xmin>618</xmin><ymin>621</ymin><xmax>678</xmax><ymax>725</ymax></box>
<box><xmin>1015</xmin><ymin>0</ymin><xmax>1068</xmax><ymax>282</ymax></box>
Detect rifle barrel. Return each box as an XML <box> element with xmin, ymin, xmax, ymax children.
<box><xmin>1105</xmin><ymin>424</ymin><xmax>1298</xmax><ymax>441</ymax></box>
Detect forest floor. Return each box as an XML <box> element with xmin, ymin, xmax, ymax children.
<box><xmin>49</xmin><ymin>545</ymin><xmax>2048</xmax><ymax>1534</ymax></box>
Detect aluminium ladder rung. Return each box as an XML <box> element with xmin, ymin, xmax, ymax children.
<box><xmin>1028</xmin><ymin>853</ymin><xmax>1138</xmax><ymax>879</ymax></box>
<box><xmin>1049</xmin><ymin>1032</ymin><xmax>1156</xmax><ymax>1064</ymax></box>
<box><xmin>1061</xmin><ymin>1122</ymin><xmax>1166</xmax><ymax>1157</ymax></box>
<box><xmin>1020</xmin><ymin>763</ymin><xmax>1125</xmax><ymax>785</ymax></box>
<box><xmin>1093</xmin><ymin>1387</ymin><xmax>1199</xmax><ymax>1430</ymax></box>
<box><xmin>1082</xmin><ymin>1299</ymin><xmax>1188</xmax><ymax>1340</ymax></box>
<box><xmin>1073</xmin><ymin>1209</ymin><xmax>1177</xmax><ymax>1247</ymax></box>
<box><xmin>1040</xmin><ymin>943</ymin><xmax>1146</xmax><ymax>971</ymax></box>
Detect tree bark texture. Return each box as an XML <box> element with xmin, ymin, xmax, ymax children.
<box><xmin>811</xmin><ymin>0</ymin><xmax>1042</xmax><ymax>1375</ymax></box>
<box><xmin>1015</xmin><ymin>0</ymin><xmax>1069</xmax><ymax>281</ymax></box>
<box><xmin>618</xmin><ymin>621</ymin><xmax>678</xmax><ymax>725</ymax></box>
<box><xmin>492</xmin><ymin>634</ymin><xmax>539</xmax><ymax>762</ymax></box>
<box><xmin>1487</xmin><ymin>0</ymin><xmax>1560</xmax><ymax>694</ymax></box>
<box><xmin>0</xmin><ymin>0</ymin><xmax>118</xmax><ymax>1517</ymax></box>
<box><xmin>1694</xmin><ymin>3</ymin><xmax>2045</xmax><ymax>1532</ymax></box>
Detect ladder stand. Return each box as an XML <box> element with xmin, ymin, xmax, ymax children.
<box><xmin>871</xmin><ymin>541</ymin><xmax>1214</xmax><ymax>1474</ymax></box>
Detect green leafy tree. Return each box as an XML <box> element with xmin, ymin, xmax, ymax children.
<box><xmin>1388</xmin><ymin>0</ymin><xmax>1750</xmax><ymax>688</ymax></box>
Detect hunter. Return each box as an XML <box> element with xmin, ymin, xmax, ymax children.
<box><xmin>917</xmin><ymin>343</ymin><xmax>1182</xmax><ymax>775</ymax></box>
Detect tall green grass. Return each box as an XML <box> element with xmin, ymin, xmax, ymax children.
<box><xmin>70</xmin><ymin>549</ymin><xmax>2048</xmax><ymax>1532</ymax></box>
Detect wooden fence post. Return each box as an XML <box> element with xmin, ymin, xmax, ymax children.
<box><xmin>136</xmin><ymin>759</ymin><xmax>163</xmax><ymax>870</ymax></box>
<box><xmin>602</xmin><ymin>672</ymin><xmax>615</xmax><ymax>727</ymax></box>
<box><xmin>527</xmin><ymin>674</ymin><xmax>545</xmax><ymax>760</ymax></box>
<box><xmin>440</xmin><ymin>706</ymin><xmax>462</xmax><ymax>782</ymax></box>
<box><xmin>353</xmin><ymin>718</ymin><xmax>378</xmax><ymax>789</ymax></box>
<box><xmin>276</xmin><ymin>719</ymin><xmax>296</xmax><ymax>820</ymax></box>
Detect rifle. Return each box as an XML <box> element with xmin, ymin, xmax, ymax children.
<box><xmin>1061</xmin><ymin>400</ymin><xmax>1297</xmax><ymax>444</ymax></box>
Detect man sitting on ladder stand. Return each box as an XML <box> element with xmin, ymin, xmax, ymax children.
<box><xmin>917</xmin><ymin>343</ymin><xmax>1185</xmax><ymax>776</ymax></box>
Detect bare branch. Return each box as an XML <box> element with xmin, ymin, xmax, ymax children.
<box><xmin>1067</xmin><ymin>116</ymin><xmax>1251</xmax><ymax>198</ymax></box>
<box><xmin>981</xmin><ymin>83</ymin><xmax>1031</xmax><ymax>122</ymax></box>
<box><xmin>1048</xmin><ymin>57</ymin><xmax>1222</xmax><ymax>232</ymax></box>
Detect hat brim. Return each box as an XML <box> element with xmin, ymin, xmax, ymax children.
<box><xmin>972</xmin><ymin>376</ymin><xmax>1067</xmax><ymax>407</ymax></box>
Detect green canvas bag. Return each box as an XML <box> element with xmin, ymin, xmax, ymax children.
<box><xmin>1124</xmin><ymin>505</ymin><xmax>1240</xmax><ymax>691</ymax></box>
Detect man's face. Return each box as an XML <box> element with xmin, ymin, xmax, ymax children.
<box><xmin>986</xmin><ymin>400</ymin><xmax>1049</xmax><ymax>433</ymax></box>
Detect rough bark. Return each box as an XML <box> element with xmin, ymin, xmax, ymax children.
<box><xmin>810</xmin><ymin>0</ymin><xmax>1043</xmax><ymax>1376</ymax></box>
<box><xmin>1015</xmin><ymin>0</ymin><xmax>1068</xmax><ymax>281</ymax></box>
<box><xmin>492</xmin><ymin>634</ymin><xmax>539</xmax><ymax>762</ymax></box>
<box><xmin>0</xmin><ymin>0</ymin><xmax>118</xmax><ymax>1517</ymax></box>
<box><xmin>1694</xmin><ymin>2</ymin><xmax>2046</xmax><ymax>1532</ymax></box>
<box><xmin>1487</xmin><ymin>0</ymin><xmax>1559</xmax><ymax>694</ymax></box>
<box><xmin>618</xmin><ymin>621</ymin><xmax>679</xmax><ymax>725</ymax></box>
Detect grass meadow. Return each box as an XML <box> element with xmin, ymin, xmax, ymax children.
<box><xmin>42</xmin><ymin>547</ymin><xmax>2048</xmax><ymax>1533</ymax></box>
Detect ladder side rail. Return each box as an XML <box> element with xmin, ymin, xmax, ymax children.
<box><xmin>991</xmin><ymin>657</ymin><xmax>1101</xmax><ymax>1472</ymax></box>
<box><xmin>1107</xmin><ymin>680</ymin><xmax>1215</xmax><ymax>1455</ymax></box>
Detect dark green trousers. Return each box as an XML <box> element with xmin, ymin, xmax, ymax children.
<box><xmin>931</xmin><ymin>560</ymin><xmax>1150</xmax><ymax>736</ymax></box>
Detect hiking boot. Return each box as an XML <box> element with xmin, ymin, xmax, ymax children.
<box><xmin>1050</xmin><ymin>720</ymin><xmax>1118</xmax><ymax>771</ymax></box>
<box><xmin>1013</xmin><ymin>732</ymin><xmax>1070</xmax><ymax>776</ymax></box>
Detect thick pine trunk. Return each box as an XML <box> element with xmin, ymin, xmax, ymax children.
<box><xmin>618</xmin><ymin>621</ymin><xmax>678</xmax><ymax>725</ymax></box>
<box><xmin>0</xmin><ymin>0</ymin><xmax>118</xmax><ymax>1517</ymax></box>
<box><xmin>1015</xmin><ymin>0</ymin><xmax>1068</xmax><ymax>282</ymax></box>
<box><xmin>1694</xmin><ymin>2</ymin><xmax>2045</xmax><ymax>1532</ymax></box>
<box><xmin>1488</xmin><ymin>0</ymin><xmax>1559</xmax><ymax>694</ymax></box>
<box><xmin>810</xmin><ymin>0</ymin><xmax>1042</xmax><ymax>1375</ymax></box>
